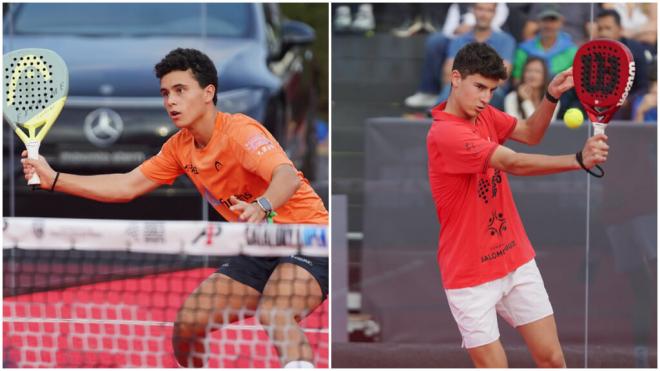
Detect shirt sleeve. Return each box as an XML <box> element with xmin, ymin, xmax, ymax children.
<box><xmin>139</xmin><ymin>134</ymin><xmax>184</xmax><ymax>185</ymax></box>
<box><xmin>429</xmin><ymin>123</ymin><xmax>499</xmax><ymax>175</ymax></box>
<box><xmin>230</xmin><ymin>117</ymin><xmax>294</xmax><ymax>182</ymax></box>
<box><xmin>488</xmin><ymin>107</ymin><xmax>518</xmax><ymax>144</ymax></box>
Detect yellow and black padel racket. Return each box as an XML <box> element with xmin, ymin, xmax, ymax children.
<box><xmin>3</xmin><ymin>48</ymin><xmax>68</xmax><ymax>189</ymax></box>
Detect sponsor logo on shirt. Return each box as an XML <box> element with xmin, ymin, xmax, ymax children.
<box><xmin>245</xmin><ymin>134</ymin><xmax>275</xmax><ymax>156</ymax></box>
<box><xmin>487</xmin><ymin>210</ymin><xmax>507</xmax><ymax>237</ymax></box>
<box><xmin>222</xmin><ymin>192</ymin><xmax>253</xmax><ymax>209</ymax></box>
<box><xmin>183</xmin><ymin>163</ymin><xmax>199</xmax><ymax>174</ymax></box>
<box><xmin>214</xmin><ymin>160</ymin><xmax>222</xmax><ymax>171</ymax></box>
<box><xmin>481</xmin><ymin>240</ymin><xmax>516</xmax><ymax>263</ymax></box>
<box><xmin>203</xmin><ymin>189</ymin><xmax>253</xmax><ymax>209</ymax></box>
<box><xmin>477</xmin><ymin>169</ymin><xmax>503</xmax><ymax>204</ymax></box>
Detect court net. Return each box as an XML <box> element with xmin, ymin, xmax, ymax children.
<box><xmin>3</xmin><ymin>217</ymin><xmax>328</xmax><ymax>368</ymax></box>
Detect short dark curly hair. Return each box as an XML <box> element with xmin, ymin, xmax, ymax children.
<box><xmin>452</xmin><ymin>42</ymin><xmax>508</xmax><ymax>81</ymax></box>
<box><xmin>155</xmin><ymin>48</ymin><xmax>218</xmax><ymax>105</ymax></box>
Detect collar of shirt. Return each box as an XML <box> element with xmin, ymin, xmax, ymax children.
<box><xmin>431</xmin><ymin>101</ymin><xmax>474</xmax><ymax>125</ymax></box>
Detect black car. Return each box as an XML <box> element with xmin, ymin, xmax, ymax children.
<box><xmin>3</xmin><ymin>3</ymin><xmax>321</xmax><ymax>220</ymax></box>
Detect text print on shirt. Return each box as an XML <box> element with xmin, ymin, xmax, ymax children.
<box><xmin>245</xmin><ymin>133</ymin><xmax>275</xmax><ymax>156</ymax></box>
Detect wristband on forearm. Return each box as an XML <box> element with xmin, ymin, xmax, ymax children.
<box><xmin>545</xmin><ymin>90</ymin><xmax>559</xmax><ymax>104</ymax></box>
<box><xmin>50</xmin><ymin>172</ymin><xmax>60</xmax><ymax>192</ymax></box>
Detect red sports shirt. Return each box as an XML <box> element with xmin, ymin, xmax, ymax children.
<box><xmin>427</xmin><ymin>102</ymin><xmax>535</xmax><ymax>289</ymax></box>
<box><xmin>140</xmin><ymin>111</ymin><xmax>328</xmax><ymax>224</ymax></box>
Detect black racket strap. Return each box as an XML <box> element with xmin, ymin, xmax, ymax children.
<box><xmin>576</xmin><ymin>151</ymin><xmax>604</xmax><ymax>178</ymax></box>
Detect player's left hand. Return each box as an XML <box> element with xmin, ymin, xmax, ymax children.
<box><xmin>229</xmin><ymin>196</ymin><xmax>266</xmax><ymax>223</ymax></box>
<box><xmin>547</xmin><ymin>67</ymin><xmax>574</xmax><ymax>99</ymax></box>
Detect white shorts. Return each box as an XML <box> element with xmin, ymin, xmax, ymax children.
<box><xmin>444</xmin><ymin>259</ymin><xmax>554</xmax><ymax>349</ymax></box>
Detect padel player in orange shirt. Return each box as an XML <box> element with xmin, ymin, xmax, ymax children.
<box><xmin>22</xmin><ymin>48</ymin><xmax>327</xmax><ymax>368</ymax></box>
<box><xmin>427</xmin><ymin>42</ymin><xmax>609</xmax><ymax>368</ymax></box>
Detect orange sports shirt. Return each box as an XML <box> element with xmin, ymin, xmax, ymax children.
<box><xmin>140</xmin><ymin>111</ymin><xmax>328</xmax><ymax>224</ymax></box>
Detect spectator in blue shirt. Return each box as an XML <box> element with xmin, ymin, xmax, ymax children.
<box><xmin>513</xmin><ymin>5</ymin><xmax>579</xmax><ymax>118</ymax></box>
<box><xmin>404</xmin><ymin>3</ymin><xmax>515</xmax><ymax>110</ymax></box>
<box><xmin>436</xmin><ymin>3</ymin><xmax>515</xmax><ymax>110</ymax></box>
<box><xmin>632</xmin><ymin>66</ymin><xmax>657</xmax><ymax>123</ymax></box>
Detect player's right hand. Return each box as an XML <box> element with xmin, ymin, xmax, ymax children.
<box><xmin>20</xmin><ymin>150</ymin><xmax>57</xmax><ymax>190</ymax></box>
<box><xmin>580</xmin><ymin>134</ymin><xmax>609</xmax><ymax>168</ymax></box>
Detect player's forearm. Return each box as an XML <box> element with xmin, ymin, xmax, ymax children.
<box><xmin>260</xmin><ymin>164</ymin><xmax>301</xmax><ymax>210</ymax></box>
<box><xmin>521</xmin><ymin>97</ymin><xmax>557</xmax><ymax>145</ymax></box>
<box><xmin>505</xmin><ymin>152</ymin><xmax>580</xmax><ymax>176</ymax></box>
<box><xmin>54</xmin><ymin>172</ymin><xmax>137</xmax><ymax>203</ymax></box>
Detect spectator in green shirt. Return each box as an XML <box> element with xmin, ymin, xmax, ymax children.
<box><xmin>512</xmin><ymin>6</ymin><xmax>577</xmax><ymax>82</ymax></box>
<box><xmin>513</xmin><ymin>5</ymin><xmax>578</xmax><ymax>117</ymax></box>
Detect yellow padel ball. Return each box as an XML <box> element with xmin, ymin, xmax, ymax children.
<box><xmin>563</xmin><ymin>108</ymin><xmax>584</xmax><ymax>129</ymax></box>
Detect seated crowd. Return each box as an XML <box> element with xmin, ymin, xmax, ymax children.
<box><xmin>334</xmin><ymin>3</ymin><xmax>657</xmax><ymax>123</ymax></box>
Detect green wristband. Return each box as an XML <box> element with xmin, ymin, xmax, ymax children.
<box><xmin>266</xmin><ymin>211</ymin><xmax>277</xmax><ymax>224</ymax></box>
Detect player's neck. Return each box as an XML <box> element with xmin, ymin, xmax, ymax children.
<box><xmin>189</xmin><ymin>108</ymin><xmax>218</xmax><ymax>149</ymax></box>
<box><xmin>445</xmin><ymin>95</ymin><xmax>476</xmax><ymax>123</ymax></box>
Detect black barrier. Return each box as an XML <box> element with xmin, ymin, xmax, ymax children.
<box><xmin>361</xmin><ymin>118</ymin><xmax>656</xmax><ymax>366</ymax></box>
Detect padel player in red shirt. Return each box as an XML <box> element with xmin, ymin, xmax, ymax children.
<box><xmin>427</xmin><ymin>42</ymin><xmax>609</xmax><ymax>368</ymax></box>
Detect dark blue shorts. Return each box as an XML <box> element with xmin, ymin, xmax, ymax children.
<box><xmin>217</xmin><ymin>255</ymin><xmax>328</xmax><ymax>300</ymax></box>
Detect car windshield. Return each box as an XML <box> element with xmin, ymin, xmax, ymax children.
<box><xmin>11</xmin><ymin>3</ymin><xmax>254</xmax><ymax>38</ymax></box>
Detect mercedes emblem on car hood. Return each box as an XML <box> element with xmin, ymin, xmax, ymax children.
<box><xmin>83</xmin><ymin>108</ymin><xmax>124</xmax><ymax>147</ymax></box>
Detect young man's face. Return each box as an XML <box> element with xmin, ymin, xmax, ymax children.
<box><xmin>451</xmin><ymin>72</ymin><xmax>499</xmax><ymax>118</ymax></box>
<box><xmin>159</xmin><ymin>69</ymin><xmax>215</xmax><ymax>128</ymax></box>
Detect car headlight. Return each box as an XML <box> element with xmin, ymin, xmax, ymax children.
<box><xmin>216</xmin><ymin>88</ymin><xmax>265</xmax><ymax>114</ymax></box>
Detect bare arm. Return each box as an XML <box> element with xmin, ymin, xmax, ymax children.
<box><xmin>22</xmin><ymin>151</ymin><xmax>161</xmax><ymax>202</ymax></box>
<box><xmin>510</xmin><ymin>68</ymin><xmax>574</xmax><ymax>145</ymax></box>
<box><xmin>256</xmin><ymin>163</ymin><xmax>300</xmax><ymax>211</ymax></box>
<box><xmin>490</xmin><ymin>133</ymin><xmax>609</xmax><ymax>176</ymax></box>
<box><xmin>490</xmin><ymin>146</ymin><xmax>580</xmax><ymax>176</ymax></box>
<box><xmin>229</xmin><ymin>163</ymin><xmax>301</xmax><ymax>223</ymax></box>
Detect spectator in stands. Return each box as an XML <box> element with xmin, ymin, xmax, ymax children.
<box><xmin>404</xmin><ymin>3</ymin><xmax>515</xmax><ymax>109</ymax></box>
<box><xmin>523</xmin><ymin>4</ymin><xmax>595</xmax><ymax>44</ymax></box>
<box><xmin>603</xmin><ymin>3</ymin><xmax>657</xmax><ymax>51</ymax></box>
<box><xmin>391</xmin><ymin>3</ymin><xmax>509</xmax><ymax>39</ymax></box>
<box><xmin>513</xmin><ymin>5</ymin><xmax>578</xmax><ymax>117</ymax></box>
<box><xmin>502</xmin><ymin>4</ymin><xmax>533</xmax><ymax>43</ymax></box>
<box><xmin>400</xmin><ymin>4</ymin><xmax>471</xmax><ymax>108</ymax></box>
<box><xmin>390</xmin><ymin>3</ymin><xmax>452</xmax><ymax>38</ymax></box>
<box><xmin>632</xmin><ymin>64</ymin><xmax>657</xmax><ymax>123</ymax></box>
<box><xmin>334</xmin><ymin>3</ymin><xmax>375</xmax><ymax>33</ymax></box>
<box><xmin>595</xmin><ymin>8</ymin><xmax>650</xmax><ymax>120</ymax></box>
<box><xmin>504</xmin><ymin>57</ymin><xmax>558</xmax><ymax>120</ymax></box>
<box><xmin>513</xmin><ymin>6</ymin><xmax>577</xmax><ymax>83</ymax></box>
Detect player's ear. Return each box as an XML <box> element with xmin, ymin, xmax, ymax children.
<box><xmin>451</xmin><ymin>70</ymin><xmax>462</xmax><ymax>89</ymax></box>
<box><xmin>204</xmin><ymin>84</ymin><xmax>216</xmax><ymax>104</ymax></box>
